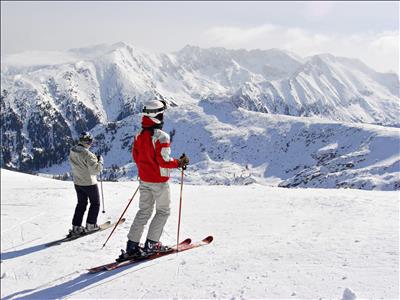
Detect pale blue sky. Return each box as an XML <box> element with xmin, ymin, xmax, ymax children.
<box><xmin>1</xmin><ymin>1</ymin><xmax>399</xmax><ymax>72</ymax></box>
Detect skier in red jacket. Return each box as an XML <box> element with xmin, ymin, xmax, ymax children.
<box><xmin>121</xmin><ymin>100</ymin><xmax>189</xmax><ymax>258</ymax></box>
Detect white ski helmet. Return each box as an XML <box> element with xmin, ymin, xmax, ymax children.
<box><xmin>142</xmin><ymin>100</ymin><xmax>167</xmax><ymax>124</ymax></box>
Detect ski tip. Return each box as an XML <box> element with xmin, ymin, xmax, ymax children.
<box><xmin>202</xmin><ymin>236</ymin><xmax>213</xmax><ymax>243</ymax></box>
<box><xmin>181</xmin><ymin>238</ymin><xmax>191</xmax><ymax>244</ymax></box>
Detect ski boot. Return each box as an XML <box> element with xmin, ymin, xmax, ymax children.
<box><xmin>143</xmin><ymin>239</ymin><xmax>171</xmax><ymax>255</ymax></box>
<box><xmin>117</xmin><ymin>240</ymin><xmax>143</xmax><ymax>262</ymax></box>
<box><xmin>85</xmin><ymin>223</ymin><xmax>100</xmax><ymax>233</ymax></box>
<box><xmin>67</xmin><ymin>225</ymin><xmax>85</xmax><ymax>238</ymax></box>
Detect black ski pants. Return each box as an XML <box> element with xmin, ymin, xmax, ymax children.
<box><xmin>72</xmin><ymin>184</ymin><xmax>100</xmax><ymax>226</ymax></box>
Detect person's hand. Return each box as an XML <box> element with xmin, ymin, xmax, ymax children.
<box><xmin>97</xmin><ymin>155</ymin><xmax>104</xmax><ymax>164</ymax></box>
<box><xmin>178</xmin><ymin>153</ymin><xmax>189</xmax><ymax>169</ymax></box>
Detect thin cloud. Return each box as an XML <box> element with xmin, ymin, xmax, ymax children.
<box><xmin>200</xmin><ymin>25</ymin><xmax>399</xmax><ymax>74</ymax></box>
<box><xmin>303</xmin><ymin>1</ymin><xmax>336</xmax><ymax>19</ymax></box>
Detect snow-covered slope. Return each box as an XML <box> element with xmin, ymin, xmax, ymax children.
<box><xmin>1</xmin><ymin>42</ymin><xmax>399</xmax><ymax>189</ymax></box>
<box><xmin>165</xmin><ymin>104</ymin><xmax>400</xmax><ymax>190</ymax></box>
<box><xmin>1</xmin><ymin>169</ymin><xmax>398</xmax><ymax>299</ymax></box>
<box><xmin>29</xmin><ymin>103</ymin><xmax>399</xmax><ymax>191</ymax></box>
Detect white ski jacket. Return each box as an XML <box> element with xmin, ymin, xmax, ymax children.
<box><xmin>69</xmin><ymin>144</ymin><xmax>103</xmax><ymax>186</ymax></box>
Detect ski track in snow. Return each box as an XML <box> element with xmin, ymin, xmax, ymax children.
<box><xmin>0</xmin><ymin>169</ymin><xmax>399</xmax><ymax>299</ymax></box>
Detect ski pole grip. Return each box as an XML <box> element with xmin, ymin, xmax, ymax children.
<box><xmin>180</xmin><ymin>153</ymin><xmax>187</xmax><ymax>170</ymax></box>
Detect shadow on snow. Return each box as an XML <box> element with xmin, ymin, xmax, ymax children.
<box><xmin>3</xmin><ymin>259</ymin><xmax>157</xmax><ymax>299</ymax></box>
<box><xmin>1</xmin><ymin>243</ymin><xmax>50</xmax><ymax>261</ymax></box>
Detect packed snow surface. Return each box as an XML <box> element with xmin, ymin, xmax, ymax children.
<box><xmin>1</xmin><ymin>169</ymin><xmax>398</xmax><ymax>299</ymax></box>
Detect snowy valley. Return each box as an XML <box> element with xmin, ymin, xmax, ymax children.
<box><xmin>1</xmin><ymin>169</ymin><xmax>398</xmax><ymax>299</ymax></box>
<box><xmin>1</xmin><ymin>42</ymin><xmax>399</xmax><ymax>190</ymax></box>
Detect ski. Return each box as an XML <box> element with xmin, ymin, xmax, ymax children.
<box><xmin>45</xmin><ymin>218</ymin><xmax>126</xmax><ymax>247</ymax></box>
<box><xmin>87</xmin><ymin>238</ymin><xmax>192</xmax><ymax>273</ymax></box>
<box><xmin>87</xmin><ymin>236</ymin><xmax>213</xmax><ymax>273</ymax></box>
<box><xmin>106</xmin><ymin>236</ymin><xmax>213</xmax><ymax>271</ymax></box>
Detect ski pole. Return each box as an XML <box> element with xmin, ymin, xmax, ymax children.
<box><xmin>101</xmin><ymin>185</ymin><xmax>140</xmax><ymax>249</ymax></box>
<box><xmin>176</xmin><ymin>166</ymin><xmax>185</xmax><ymax>249</ymax></box>
<box><xmin>100</xmin><ymin>171</ymin><xmax>106</xmax><ymax>213</ymax></box>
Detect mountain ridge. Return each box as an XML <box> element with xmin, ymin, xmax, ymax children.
<box><xmin>1</xmin><ymin>42</ymin><xmax>399</xmax><ymax>189</ymax></box>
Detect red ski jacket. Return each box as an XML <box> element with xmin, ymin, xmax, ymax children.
<box><xmin>132</xmin><ymin>116</ymin><xmax>179</xmax><ymax>183</ymax></box>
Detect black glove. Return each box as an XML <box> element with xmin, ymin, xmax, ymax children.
<box><xmin>178</xmin><ymin>153</ymin><xmax>189</xmax><ymax>170</ymax></box>
<box><xmin>97</xmin><ymin>155</ymin><xmax>104</xmax><ymax>164</ymax></box>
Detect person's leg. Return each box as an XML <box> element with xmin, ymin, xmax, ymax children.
<box><xmin>146</xmin><ymin>182</ymin><xmax>171</xmax><ymax>242</ymax></box>
<box><xmin>72</xmin><ymin>185</ymin><xmax>88</xmax><ymax>226</ymax></box>
<box><xmin>86</xmin><ymin>184</ymin><xmax>100</xmax><ymax>225</ymax></box>
<box><xmin>127</xmin><ymin>182</ymin><xmax>155</xmax><ymax>243</ymax></box>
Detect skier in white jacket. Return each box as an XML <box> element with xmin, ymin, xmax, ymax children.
<box><xmin>68</xmin><ymin>132</ymin><xmax>103</xmax><ymax>236</ymax></box>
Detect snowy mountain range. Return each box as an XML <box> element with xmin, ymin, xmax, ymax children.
<box><xmin>1</xmin><ymin>42</ymin><xmax>399</xmax><ymax>190</ymax></box>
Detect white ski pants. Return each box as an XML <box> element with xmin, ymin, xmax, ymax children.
<box><xmin>127</xmin><ymin>181</ymin><xmax>171</xmax><ymax>243</ymax></box>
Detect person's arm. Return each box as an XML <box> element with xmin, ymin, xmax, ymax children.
<box><xmin>155</xmin><ymin>133</ymin><xmax>179</xmax><ymax>169</ymax></box>
<box><xmin>87</xmin><ymin>151</ymin><xmax>103</xmax><ymax>175</ymax></box>
<box><xmin>132</xmin><ymin>136</ymin><xmax>139</xmax><ymax>164</ymax></box>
